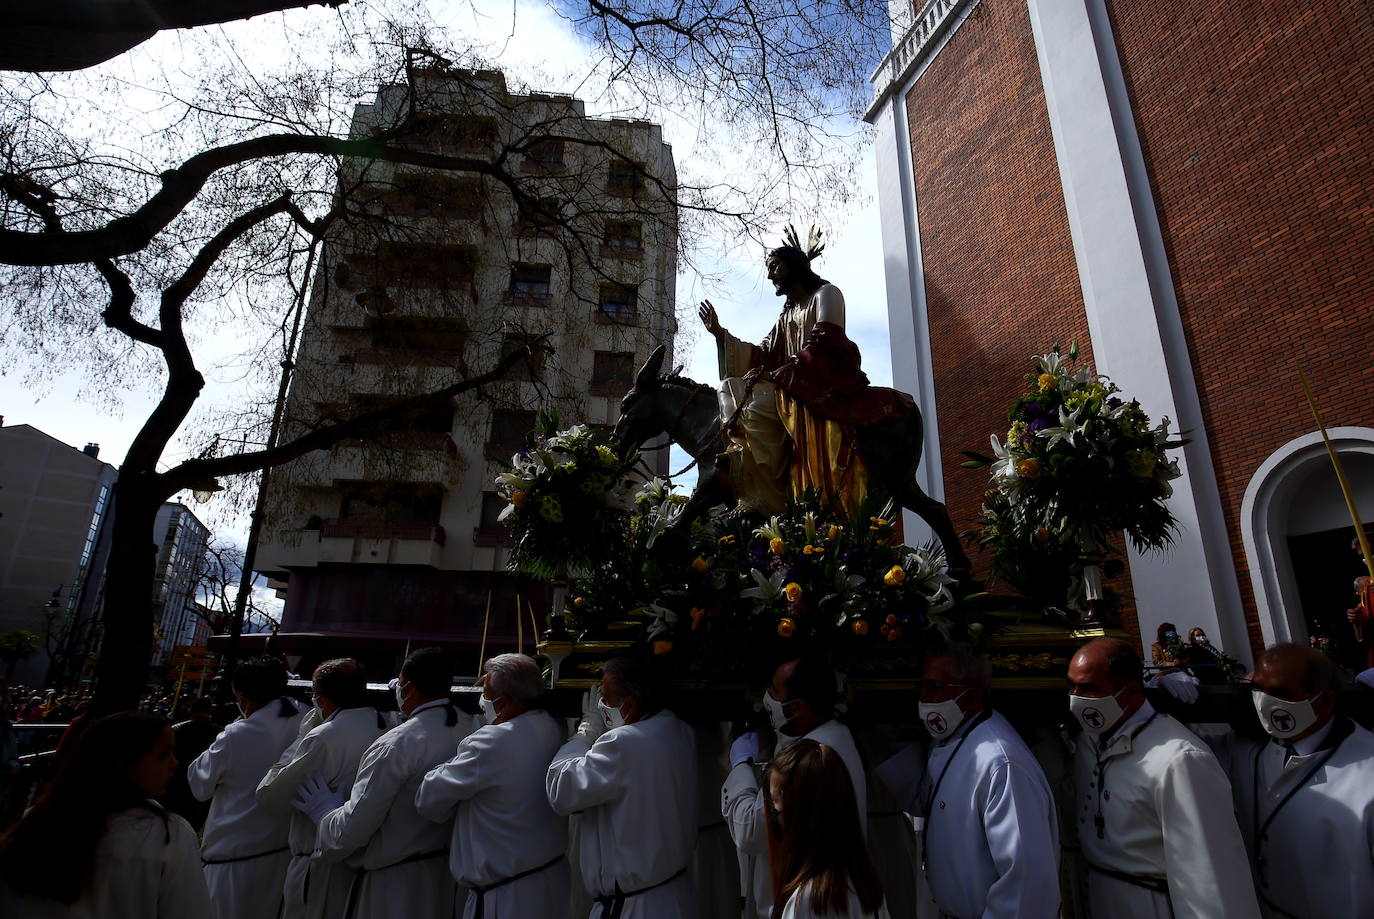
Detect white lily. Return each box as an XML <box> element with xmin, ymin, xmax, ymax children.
<box><xmin>740</xmin><ymin>568</ymin><xmax>787</xmax><ymax>600</ymax></box>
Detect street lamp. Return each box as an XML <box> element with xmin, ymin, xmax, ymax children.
<box><xmin>189</xmin><ymin>478</ymin><xmax>224</xmax><ymax>504</ymax></box>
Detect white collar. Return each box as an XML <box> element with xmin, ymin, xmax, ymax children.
<box><xmin>1096</xmin><ymin>700</ymin><xmax>1156</xmax><ymax>752</ymax></box>
<box><xmin>1275</xmin><ymin>718</ymin><xmax>1336</xmax><ymax>758</ymax></box>
<box><xmin>933</xmin><ymin>706</ymin><xmax>988</xmax><ymax>748</ymax></box>
<box><xmin>406</xmin><ymin>698</ymin><xmax>450</xmax><ymax>720</ymax></box>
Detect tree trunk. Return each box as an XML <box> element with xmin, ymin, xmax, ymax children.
<box><xmin>87</xmin><ymin>482</ymin><xmax>161</xmax><ymax>715</ymax></box>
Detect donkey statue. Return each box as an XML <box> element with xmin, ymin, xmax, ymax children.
<box><xmin>611</xmin><ymin>345</ymin><xmax>971</xmax><ymax>574</ymax></box>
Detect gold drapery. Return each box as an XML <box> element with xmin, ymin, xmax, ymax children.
<box><xmin>776</xmin><ymin>390</ymin><xmax>868</xmax><ymax>517</ymax></box>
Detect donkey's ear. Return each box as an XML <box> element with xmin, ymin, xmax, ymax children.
<box><xmin>635</xmin><ymin>345</ymin><xmax>666</xmax><ymax>390</ymax></box>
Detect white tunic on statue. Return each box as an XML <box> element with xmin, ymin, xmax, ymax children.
<box><xmin>188</xmin><ymin>696</ymin><xmax>304</xmax><ymax>919</ymax></box>
<box><xmin>546</xmin><ymin>708</ymin><xmax>699</xmax><ymax>919</ymax></box>
<box><xmin>314</xmin><ymin>699</ymin><xmax>472</xmax><ymax>919</ymax></box>
<box><xmin>415</xmin><ymin>709</ymin><xmax>571</xmax><ymax>919</ymax></box>
<box><xmin>0</xmin><ymin>805</ymin><xmax>212</xmax><ymax>919</ymax></box>
<box><xmin>256</xmin><ymin>706</ymin><xmax>390</xmax><ymax>919</ymax></box>
<box><xmin>777</xmin><ymin>881</ymin><xmax>890</xmax><ymax>919</ymax></box>
<box><xmin>1074</xmin><ymin>702</ymin><xmax>1260</xmax><ymax>919</ymax></box>
<box><xmin>1209</xmin><ymin>718</ymin><xmax>1374</xmax><ymax>919</ymax></box>
<box><xmin>922</xmin><ymin>710</ymin><xmax>1061</xmax><ymax>919</ymax></box>
<box><xmin>721</xmin><ymin>718</ymin><xmax>868</xmax><ymax>919</ymax></box>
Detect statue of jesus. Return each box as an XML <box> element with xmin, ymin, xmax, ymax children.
<box><xmin>699</xmin><ymin>227</ymin><xmax>912</xmax><ymax>517</ymax></box>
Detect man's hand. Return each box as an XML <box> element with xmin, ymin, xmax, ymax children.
<box><xmin>292</xmin><ymin>775</ymin><xmax>345</xmax><ymax>825</ymax></box>
<box><xmin>698</xmin><ymin>300</ymin><xmax>723</xmax><ymax>339</ymax></box>
<box><xmin>575</xmin><ymin>686</ymin><xmax>608</xmax><ymax>746</ymax></box>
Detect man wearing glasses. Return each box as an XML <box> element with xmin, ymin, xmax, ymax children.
<box><xmin>1210</xmin><ymin>643</ymin><xmax>1374</xmax><ymax>918</ymax></box>
<box><xmin>912</xmin><ymin>643</ymin><xmax>1060</xmax><ymax>919</ymax></box>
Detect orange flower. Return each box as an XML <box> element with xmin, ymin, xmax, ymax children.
<box><xmin>652</xmin><ymin>639</ymin><xmax>673</xmax><ymax>656</ymax></box>
<box><xmin>770</xmin><ymin>537</ymin><xmax>786</xmax><ymax>556</ymax></box>
<box><xmin>573</xmin><ymin>597</ymin><xmax>586</xmax><ymax>608</ymax></box>
<box><xmin>851</xmin><ymin>619</ymin><xmax>869</xmax><ymax>636</ymax></box>
<box><xmin>885</xmin><ymin>613</ymin><xmax>897</xmax><ymax>626</ymax></box>
<box><xmin>1017</xmin><ymin>458</ymin><xmax>1041</xmax><ymax>479</ymax></box>
<box><xmin>803</xmin><ymin>544</ymin><xmax>816</xmax><ymax>556</ymax></box>
<box><xmin>783</xmin><ymin>582</ymin><xmax>803</xmax><ymax>603</ymax></box>
<box><xmin>510</xmin><ymin>490</ymin><xmax>528</xmax><ymax>507</ymax></box>
<box><xmin>883</xmin><ymin>565</ymin><xmax>906</xmax><ymax>586</ymax></box>
<box><xmin>691</xmin><ymin>556</ymin><xmax>710</xmax><ymax>572</ymax></box>
<box><xmin>690</xmin><ymin>607</ymin><xmax>706</xmax><ymax>630</ymax></box>
<box><xmin>777</xmin><ymin>617</ymin><xmax>796</xmax><ymax>638</ymax></box>
<box><xmin>1034</xmin><ymin>527</ymin><xmax>1051</xmax><ymax>543</ymax></box>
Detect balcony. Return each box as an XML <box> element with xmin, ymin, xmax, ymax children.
<box><xmin>317</xmin><ymin>518</ymin><xmax>446</xmax><ymax>567</ymax></box>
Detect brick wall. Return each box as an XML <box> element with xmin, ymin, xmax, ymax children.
<box><xmin>1104</xmin><ymin>2</ymin><xmax>1374</xmax><ymax>654</ymax></box>
<box><xmin>903</xmin><ymin>0</ymin><xmax>1139</xmax><ymax>638</ymax></box>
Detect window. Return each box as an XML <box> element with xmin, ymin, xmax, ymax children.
<box><xmin>488</xmin><ymin>410</ymin><xmax>537</xmax><ymax>457</ymax></box>
<box><xmin>598</xmin><ymin>283</ymin><xmax>639</xmax><ymax>324</ymax></box>
<box><xmin>367</xmin><ymin>173</ymin><xmax>483</xmax><ymax>219</ymax></box>
<box><xmin>338</xmin><ymin>483</ymin><xmax>443</xmax><ymax>522</ymax></box>
<box><xmin>345</xmin><ymin>395</ymin><xmax>453</xmax><ymax>444</ymax></box>
<box><xmin>402</xmin><ymin>115</ymin><xmax>497</xmax><ymax>150</ymax></box>
<box><xmin>500</xmin><ymin>333</ymin><xmax>545</xmax><ymax>381</ymax></box>
<box><xmin>509</xmin><ymin>264</ymin><xmax>552</xmax><ymax>303</ymax></box>
<box><xmin>345</xmin><ymin>242</ymin><xmax>477</xmax><ymax>290</ymax></box>
<box><xmin>602</xmin><ymin>221</ymin><xmax>642</xmax><ymax>256</ymax></box>
<box><xmin>607</xmin><ymin>160</ymin><xmax>645</xmax><ymax>196</ymax></box>
<box><xmin>591</xmin><ymin>351</ymin><xmax>636</xmax><ymax>397</ymax></box>
<box><xmin>525</xmin><ymin>139</ymin><xmax>565</xmax><ymax>166</ymax></box>
<box><xmin>355</xmin><ymin>318</ymin><xmax>467</xmax><ymax>366</ymax></box>
<box><xmin>518</xmin><ymin>198</ymin><xmax>562</xmax><ymax>235</ymax></box>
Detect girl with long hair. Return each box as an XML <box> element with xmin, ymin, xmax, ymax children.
<box><xmin>764</xmin><ymin>738</ymin><xmax>888</xmax><ymax>919</ymax></box>
<box><xmin>0</xmin><ymin>711</ymin><xmax>211</xmax><ymax>917</ymax></box>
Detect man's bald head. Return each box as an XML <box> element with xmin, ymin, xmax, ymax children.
<box><xmin>1070</xmin><ymin>638</ymin><xmax>1143</xmax><ymax>694</ymax></box>
<box><xmin>1255</xmin><ymin>643</ymin><xmax>1342</xmax><ymax>696</ymax></box>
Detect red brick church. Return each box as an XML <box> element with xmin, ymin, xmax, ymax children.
<box><xmin>867</xmin><ymin>0</ymin><xmax>1374</xmax><ymax>666</ymax></box>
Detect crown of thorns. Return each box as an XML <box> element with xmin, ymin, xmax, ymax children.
<box><xmin>780</xmin><ymin>224</ymin><xmax>825</xmax><ymax>262</ymax></box>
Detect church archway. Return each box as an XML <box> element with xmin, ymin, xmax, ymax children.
<box><xmin>1241</xmin><ymin>427</ymin><xmax>1374</xmax><ymax>659</ymax></box>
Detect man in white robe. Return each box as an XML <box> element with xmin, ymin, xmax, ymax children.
<box><xmin>256</xmin><ymin>658</ymin><xmax>388</xmax><ymax>919</ymax></box>
<box><xmin>721</xmin><ymin>657</ymin><xmax>866</xmax><ymax>919</ymax></box>
<box><xmin>1208</xmin><ymin>643</ymin><xmax>1374</xmax><ymax>918</ymax></box>
<box><xmin>912</xmin><ymin>644</ymin><xmax>1060</xmax><ymax>919</ymax></box>
<box><xmin>416</xmin><ymin>653</ymin><xmax>570</xmax><ymax>919</ymax></box>
<box><xmin>299</xmin><ymin>647</ymin><xmax>472</xmax><ymax>919</ymax></box>
<box><xmin>547</xmin><ymin>653</ymin><xmax>698</xmax><ymax>919</ymax></box>
<box><xmin>1068</xmin><ymin>638</ymin><xmax>1259</xmax><ymax>919</ymax></box>
<box><xmin>188</xmin><ymin>655</ymin><xmax>304</xmax><ymax>919</ymax></box>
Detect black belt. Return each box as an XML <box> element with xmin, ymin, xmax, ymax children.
<box><xmin>469</xmin><ymin>854</ymin><xmax>565</xmax><ymax>919</ymax></box>
<box><xmin>203</xmin><ymin>845</ymin><xmax>289</xmax><ymax>866</ymax></box>
<box><xmin>594</xmin><ymin>865</ymin><xmax>687</xmax><ymax>919</ymax></box>
<box><xmin>343</xmin><ymin>848</ymin><xmax>450</xmax><ymax>919</ymax></box>
<box><xmin>1086</xmin><ymin>862</ymin><xmax>1169</xmax><ymax>894</ymax></box>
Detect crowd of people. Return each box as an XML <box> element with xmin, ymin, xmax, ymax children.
<box><xmin>0</xmin><ymin>637</ymin><xmax>1370</xmax><ymax>918</ymax></box>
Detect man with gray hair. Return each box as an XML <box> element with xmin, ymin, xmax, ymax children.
<box><xmin>257</xmin><ymin>658</ymin><xmax>388</xmax><ymax>919</ymax></box>
<box><xmin>416</xmin><ymin>653</ymin><xmax>569</xmax><ymax>919</ymax></box>
<box><xmin>905</xmin><ymin>643</ymin><xmax>1060</xmax><ymax>918</ymax></box>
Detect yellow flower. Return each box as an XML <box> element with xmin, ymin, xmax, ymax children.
<box><xmin>883</xmin><ymin>565</ymin><xmax>906</xmax><ymax>586</ymax></box>
<box><xmin>770</xmin><ymin>537</ymin><xmax>785</xmax><ymax>556</ymax></box>
<box><xmin>573</xmin><ymin>597</ymin><xmax>586</xmax><ymax>608</ymax></box>
<box><xmin>1034</xmin><ymin>527</ymin><xmax>1051</xmax><ymax>543</ymax></box>
<box><xmin>510</xmin><ymin>490</ymin><xmax>527</xmax><ymax>507</ymax></box>
<box><xmin>690</xmin><ymin>607</ymin><xmax>706</xmax><ymax>630</ymax></box>
<box><xmin>783</xmin><ymin>582</ymin><xmax>803</xmax><ymax>603</ymax></box>
<box><xmin>1017</xmin><ymin>458</ymin><xmax>1042</xmax><ymax>479</ymax></box>
<box><xmin>827</xmin><ymin>524</ymin><xmax>843</xmax><ymax>540</ymax></box>
<box><xmin>717</xmin><ymin>535</ymin><xmax>736</xmax><ymax>545</ymax></box>
<box><xmin>777</xmin><ymin>617</ymin><xmax>796</xmax><ymax>638</ymax></box>
<box><xmin>652</xmin><ymin>639</ymin><xmax>673</xmax><ymax>656</ymax></box>
<box><xmin>1038</xmin><ymin>372</ymin><xmax>1057</xmax><ymax>392</ymax></box>
<box><xmin>850</xmin><ymin>619</ymin><xmax>869</xmax><ymax>636</ymax></box>
<box><xmin>869</xmin><ymin>516</ymin><xmax>888</xmax><ymax>531</ymax></box>
<box><xmin>803</xmin><ymin>544</ymin><xmax>816</xmax><ymax>556</ymax></box>
<box><xmin>691</xmin><ymin>556</ymin><xmax>710</xmax><ymax>572</ymax></box>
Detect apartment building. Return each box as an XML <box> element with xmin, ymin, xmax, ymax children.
<box><xmin>149</xmin><ymin>502</ymin><xmax>211</xmax><ymax>672</ymax></box>
<box><xmin>253</xmin><ymin>69</ymin><xmax>677</xmax><ymax>673</ymax></box>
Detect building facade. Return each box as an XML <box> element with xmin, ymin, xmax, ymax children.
<box><xmin>0</xmin><ymin>422</ymin><xmax>117</xmax><ymax>685</ymax></box>
<box><xmin>149</xmin><ymin>502</ymin><xmax>211</xmax><ymax>672</ymax></box>
<box><xmin>254</xmin><ymin>69</ymin><xmax>677</xmax><ymax>673</ymax></box>
<box><xmin>868</xmin><ymin>0</ymin><xmax>1374</xmax><ymax>665</ymax></box>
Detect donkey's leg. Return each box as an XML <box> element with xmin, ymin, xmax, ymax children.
<box><xmin>897</xmin><ymin>479</ymin><xmax>973</xmax><ymax>574</ymax></box>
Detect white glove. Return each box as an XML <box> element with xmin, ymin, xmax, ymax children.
<box><xmin>729</xmin><ymin>732</ymin><xmax>760</xmax><ymax>768</ymax></box>
<box><xmin>292</xmin><ymin>775</ymin><xmax>345</xmax><ymax>825</ymax></box>
<box><xmin>1150</xmin><ymin>670</ymin><xmax>1200</xmax><ymax>704</ymax></box>
<box><xmin>575</xmin><ymin>686</ymin><xmax>607</xmax><ymax>746</ymax></box>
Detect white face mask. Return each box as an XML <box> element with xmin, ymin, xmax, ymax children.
<box><xmin>1069</xmin><ymin>688</ymin><xmax>1127</xmax><ymax>736</ymax></box>
<box><xmin>761</xmin><ymin>690</ymin><xmax>795</xmax><ymax>733</ymax></box>
<box><xmin>1253</xmin><ymin>691</ymin><xmax>1320</xmax><ymax>741</ymax></box>
<box><xmin>598</xmin><ymin>697</ymin><xmax>627</xmax><ymax>729</ymax></box>
<box><xmin>393</xmin><ymin>680</ymin><xmax>408</xmax><ymax>713</ymax></box>
<box><xmin>919</xmin><ymin>691</ymin><xmax>969</xmax><ymax>740</ymax></box>
<box><xmin>479</xmin><ymin>694</ymin><xmax>500</xmax><ymax>725</ymax></box>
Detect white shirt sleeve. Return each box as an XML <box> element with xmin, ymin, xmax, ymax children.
<box><xmin>545</xmin><ymin>733</ymin><xmax>624</xmax><ymax>815</ymax></box>
<box><xmin>721</xmin><ymin>762</ymin><xmax>768</xmax><ymax>855</ymax></box>
<box><xmin>315</xmin><ymin>739</ymin><xmax>405</xmax><ymax>864</ymax></box>
<box><xmin>256</xmin><ymin>729</ymin><xmax>326</xmax><ymax>814</ymax></box>
<box><xmin>415</xmin><ymin>733</ymin><xmax>485</xmax><ymax>823</ymax></box>
<box><xmin>981</xmin><ymin>761</ymin><xmax>1060</xmax><ymax>919</ymax></box>
<box><xmin>186</xmin><ymin>726</ymin><xmax>232</xmax><ymax>802</ymax></box>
